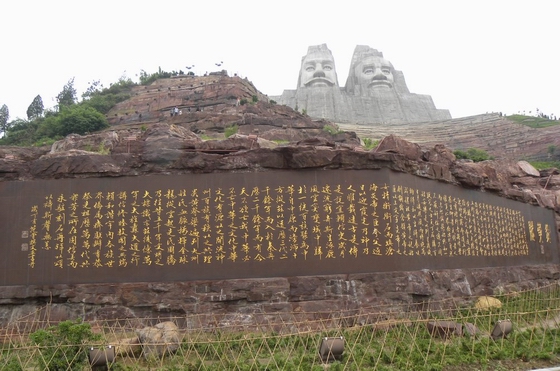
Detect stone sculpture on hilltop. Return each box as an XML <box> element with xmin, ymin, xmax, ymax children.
<box><xmin>298</xmin><ymin>44</ymin><xmax>339</xmax><ymax>88</ymax></box>
<box><xmin>345</xmin><ymin>45</ymin><xmax>408</xmax><ymax>95</ymax></box>
<box><xmin>272</xmin><ymin>44</ymin><xmax>452</xmax><ymax>125</ymax></box>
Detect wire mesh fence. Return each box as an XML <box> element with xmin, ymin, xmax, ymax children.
<box><xmin>2</xmin><ymin>281</ymin><xmax>560</xmax><ymax>370</ymax></box>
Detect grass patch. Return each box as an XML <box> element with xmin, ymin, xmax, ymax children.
<box><xmin>507</xmin><ymin>114</ymin><xmax>560</xmax><ymax>128</ymax></box>
<box><xmin>529</xmin><ymin>160</ymin><xmax>560</xmax><ymax>170</ymax></box>
<box><xmin>454</xmin><ymin>148</ymin><xmax>493</xmax><ymax>162</ymax></box>
<box><xmin>362</xmin><ymin>138</ymin><xmax>379</xmax><ymax>150</ymax></box>
<box><xmin>224</xmin><ymin>124</ymin><xmax>238</xmax><ymax>138</ymax></box>
<box><xmin>323</xmin><ymin>124</ymin><xmax>342</xmax><ymax>135</ymax></box>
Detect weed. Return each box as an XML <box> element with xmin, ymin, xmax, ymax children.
<box><xmin>97</xmin><ymin>143</ymin><xmax>110</xmax><ymax>155</ymax></box>
<box><xmin>323</xmin><ymin>124</ymin><xmax>341</xmax><ymax>135</ymax></box>
<box><xmin>224</xmin><ymin>124</ymin><xmax>238</xmax><ymax>138</ymax></box>
<box><xmin>363</xmin><ymin>138</ymin><xmax>379</xmax><ymax>150</ymax></box>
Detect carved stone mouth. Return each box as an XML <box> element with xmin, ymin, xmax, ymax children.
<box><xmin>368</xmin><ymin>80</ymin><xmax>392</xmax><ymax>88</ymax></box>
<box><xmin>305</xmin><ymin>78</ymin><xmax>335</xmax><ymax>87</ymax></box>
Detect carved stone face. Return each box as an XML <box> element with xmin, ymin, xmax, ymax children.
<box><xmin>299</xmin><ymin>52</ymin><xmax>338</xmax><ymax>88</ymax></box>
<box><xmin>355</xmin><ymin>56</ymin><xmax>394</xmax><ymax>89</ymax></box>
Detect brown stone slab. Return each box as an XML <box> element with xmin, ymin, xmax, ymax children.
<box><xmin>0</xmin><ymin>169</ymin><xmax>557</xmax><ymax>286</ymax></box>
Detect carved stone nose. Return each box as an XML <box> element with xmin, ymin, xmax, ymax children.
<box><xmin>372</xmin><ymin>73</ymin><xmax>387</xmax><ymax>81</ymax></box>
<box><xmin>313</xmin><ymin>71</ymin><xmax>325</xmax><ymax>78</ymax></box>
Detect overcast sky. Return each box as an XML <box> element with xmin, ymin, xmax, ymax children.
<box><xmin>1</xmin><ymin>0</ymin><xmax>558</xmax><ymax>121</ymax></box>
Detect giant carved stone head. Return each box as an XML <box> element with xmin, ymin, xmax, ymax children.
<box><xmin>345</xmin><ymin>45</ymin><xmax>408</xmax><ymax>95</ymax></box>
<box><xmin>298</xmin><ymin>44</ymin><xmax>339</xmax><ymax>88</ymax></box>
<box><xmin>355</xmin><ymin>55</ymin><xmax>394</xmax><ymax>89</ymax></box>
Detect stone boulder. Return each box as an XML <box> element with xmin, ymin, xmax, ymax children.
<box><xmin>422</xmin><ymin>144</ymin><xmax>456</xmax><ymax>166</ymax></box>
<box><xmin>451</xmin><ymin>161</ymin><xmax>492</xmax><ymax>189</ymax></box>
<box><xmin>136</xmin><ymin>321</ymin><xmax>181</xmax><ymax>358</ymax></box>
<box><xmin>517</xmin><ymin>160</ymin><xmax>541</xmax><ymax>177</ymax></box>
<box><xmin>142</xmin><ymin>123</ymin><xmax>202</xmax><ymax>164</ymax></box>
<box><xmin>375</xmin><ymin>134</ymin><xmax>423</xmax><ymax>161</ymax></box>
<box><xmin>50</xmin><ymin>131</ymin><xmax>120</xmax><ymax>154</ymax></box>
<box><xmin>426</xmin><ymin>320</ymin><xmax>463</xmax><ymax>339</ymax></box>
<box><xmin>474</xmin><ymin>296</ymin><xmax>502</xmax><ymax>310</ymax></box>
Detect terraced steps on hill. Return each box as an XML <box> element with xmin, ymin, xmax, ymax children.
<box><xmin>338</xmin><ymin>113</ymin><xmax>560</xmax><ymax>161</ymax></box>
<box><xmin>107</xmin><ymin>74</ymin><xmax>267</xmax><ymax>127</ymax></box>
<box><xmin>106</xmin><ymin>75</ymin><xmax>559</xmax><ymax>161</ymax></box>
<box><xmin>105</xmin><ymin>75</ymin><xmax>359</xmax><ymax>144</ymax></box>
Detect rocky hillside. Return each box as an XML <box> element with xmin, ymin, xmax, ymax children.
<box><xmin>105</xmin><ymin>73</ymin><xmax>357</xmax><ymax>144</ymax></box>
<box><xmin>104</xmin><ymin>73</ymin><xmax>560</xmax><ymax>162</ymax></box>
<box><xmin>339</xmin><ymin>113</ymin><xmax>560</xmax><ymax>161</ymax></box>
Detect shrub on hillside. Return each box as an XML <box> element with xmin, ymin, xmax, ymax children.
<box><xmin>30</xmin><ymin>320</ymin><xmax>101</xmax><ymax>371</ymax></box>
<box><xmin>453</xmin><ymin>148</ymin><xmax>492</xmax><ymax>162</ymax></box>
<box><xmin>224</xmin><ymin>124</ymin><xmax>238</xmax><ymax>138</ymax></box>
<box><xmin>55</xmin><ymin>105</ymin><xmax>109</xmax><ymax>137</ymax></box>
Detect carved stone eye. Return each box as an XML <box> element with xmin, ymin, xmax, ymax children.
<box><xmin>306</xmin><ymin>66</ymin><xmax>315</xmax><ymax>72</ymax></box>
<box><xmin>382</xmin><ymin>69</ymin><xmax>391</xmax><ymax>74</ymax></box>
<box><xmin>363</xmin><ymin>67</ymin><xmax>374</xmax><ymax>75</ymax></box>
<box><xmin>323</xmin><ymin>65</ymin><xmax>333</xmax><ymax>71</ymax></box>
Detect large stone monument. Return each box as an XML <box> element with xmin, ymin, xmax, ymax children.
<box><xmin>274</xmin><ymin>44</ymin><xmax>346</xmax><ymax>122</ymax></box>
<box><xmin>273</xmin><ymin>44</ymin><xmax>452</xmax><ymax>124</ymax></box>
<box><xmin>297</xmin><ymin>44</ymin><xmax>339</xmax><ymax>88</ymax></box>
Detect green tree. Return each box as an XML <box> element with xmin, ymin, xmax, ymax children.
<box><xmin>0</xmin><ymin>104</ymin><xmax>10</xmax><ymax>136</ymax></box>
<box><xmin>56</xmin><ymin>77</ymin><xmax>77</xmax><ymax>110</ymax></box>
<box><xmin>81</xmin><ymin>80</ymin><xmax>102</xmax><ymax>100</ymax></box>
<box><xmin>34</xmin><ymin>113</ymin><xmax>62</xmax><ymax>142</ymax></box>
<box><xmin>26</xmin><ymin>94</ymin><xmax>44</xmax><ymax>120</ymax></box>
<box><xmin>0</xmin><ymin>118</ymin><xmax>36</xmax><ymax>146</ymax></box>
<box><xmin>139</xmin><ymin>67</ymin><xmax>173</xmax><ymax>85</ymax></box>
<box><xmin>80</xmin><ymin>76</ymin><xmax>134</xmax><ymax>114</ymax></box>
<box><xmin>55</xmin><ymin>105</ymin><xmax>109</xmax><ymax>136</ymax></box>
